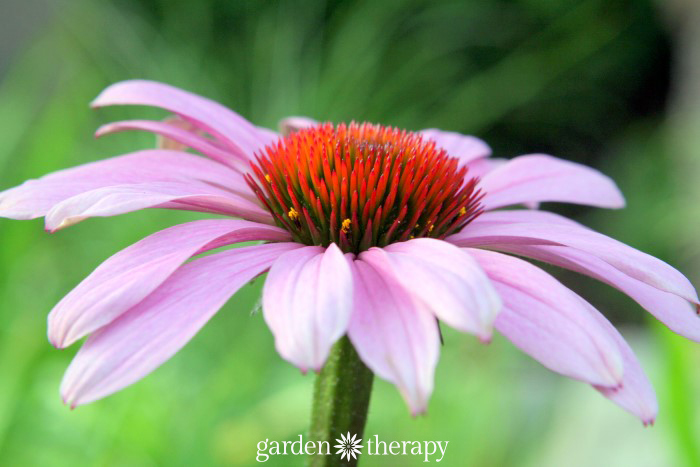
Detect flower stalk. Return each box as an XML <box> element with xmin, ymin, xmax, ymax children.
<box><xmin>309</xmin><ymin>336</ymin><xmax>374</xmax><ymax>466</ymax></box>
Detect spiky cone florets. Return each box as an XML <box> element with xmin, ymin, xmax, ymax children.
<box><xmin>245</xmin><ymin>122</ymin><xmax>484</xmax><ymax>253</ymax></box>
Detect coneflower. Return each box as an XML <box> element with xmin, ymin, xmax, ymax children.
<box><xmin>2</xmin><ymin>80</ymin><xmax>698</xmax><ymax>465</ymax></box>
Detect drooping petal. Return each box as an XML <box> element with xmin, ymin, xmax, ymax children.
<box><xmin>262</xmin><ymin>244</ymin><xmax>353</xmax><ymax>372</ymax></box>
<box><xmin>448</xmin><ymin>214</ymin><xmax>699</xmax><ymax>304</ymax></box>
<box><xmin>0</xmin><ymin>149</ymin><xmax>249</xmax><ymax>220</ymax></box>
<box><xmin>96</xmin><ymin>120</ymin><xmax>241</xmax><ymax>168</ymax></box>
<box><xmin>420</xmin><ymin>129</ymin><xmax>492</xmax><ymax>165</ymax></box>
<box><xmin>92</xmin><ymin>80</ymin><xmax>275</xmax><ymax>159</ymax></box>
<box><xmin>347</xmin><ymin>259</ymin><xmax>440</xmax><ymax>414</ymax></box>
<box><xmin>360</xmin><ymin>239</ymin><xmax>501</xmax><ymax>340</ymax></box>
<box><xmin>477</xmin><ymin>154</ymin><xmax>625</xmax><ymax>210</ymax></box>
<box><xmin>43</xmin><ymin>181</ymin><xmax>273</xmax><ymax>231</ymax></box>
<box><xmin>488</xmin><ymin>243</ymin><xmax>700</xmax><ymax>343</ymax></box>
<box><xmin>582</xmin><ymin>301</ymin><xmax>658</xmax><ymax>424</ymax></box>
<box><xmin>467</xmin><ymin>248</ymin><xmax>624</xmax><ymax>387</ymax></box>
<box><xmin>49</xmin><ymin>219</ymin><xmax>291</xmax><ymax>348</ymax></box>
<box><xmin>60</xmin><ymin>242</ymin><xmax>302</xmax><ymax>407</ymax></box>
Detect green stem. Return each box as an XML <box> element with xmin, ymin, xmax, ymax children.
<box><xmin>308</xmin><ymin>336</ymin><xmax>374</xmax><ymax>467</ymax></box>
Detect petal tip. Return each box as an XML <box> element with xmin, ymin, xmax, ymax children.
<box><xmin>600</xmin><ymin>181</ymin><xmax>625</xmax><ymax>209</ymax></box>
<box><xmin>279</xmin><ymin>116</ymin><xmax>318</xmax><ymax>136</ymax></box>
<box><xmin>478</xmin><ymin>333</ymin><xmax>493</xmax><ymax>345</ymax></box>
<box><xmin>46</xmin><ymin>215</ymin><xmax>85</xmax><ymax>232</ymax></box>
<box><xmin>47</xmin><ymin>319</ymin><xmax>74</xmax><ymax>349</ymax></box>
<box><xmin>90</xmin><ymin>91</ymin><xmax>109</xmax><ymax>109</ymax></box>
<box><xmin>609</xmin><ymin>196</ymin><xmax>626</xmax><ymax>209</ymax></box>
<box><xmin>61</xmin><ymin>392</ymin><xmax>77</xmax><ymax>410</ymax></box>
<box><xmin>47</xmin><ymin>323</ymin><xmax>68</xmax><ymax>349</ymax></box>
<box><xmin>48</xmin><ymin>336</ymin><xmax>63</xmax><ymax>349</ymax></box>
<box><xmin>94</xmin><ymin>125</ymin><xmax>110</xmax><ymax>139</ymax></box>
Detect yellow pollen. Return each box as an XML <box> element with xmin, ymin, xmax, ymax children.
<box><xmin>459</xmin><ymin>207</ymin><xmax>467</xmax><ymax>216</ymax></box>
<box><xmin>415</xmin><ymin>224</ymin><xmax>420</xmax><ymax>229</ymax></box>
<box><xmin>288</xmin><ymin>207</ymin><xmax>299</xmax><ymax>221</ymax></box>
<box><xmin>341</xmin><ymin>218</ymin><xmax>352</xmax><ymax>233</ymax></box>
<box><xmin>409</xmin><ymin>235</ymin><xmax>415</xmax><ymax>239</ymax></box>
<box><xmin>264</xmin><ymin>174</ymin><xmax>271</xmax><ymax>183</ymax></box>
<box><xmin>428</xmin><ymin>224</ymin><xmax>434</xmax><ymax>232</ymax></box>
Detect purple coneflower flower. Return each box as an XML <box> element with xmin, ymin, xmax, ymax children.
<box><xmin>1</xmin><ymin>80</ymin><xmax>697</xmax><ymax>427</ymax></box>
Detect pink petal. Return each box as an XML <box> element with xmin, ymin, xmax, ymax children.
<box><xmin>255</xmin><ymin>125</ymin><xmax>280</xmax><ymax>143</ymax></box>
<box><xmin>262</xmin><ymin>244</ymin><xmax>353</xmax><ymax>372</ymax></box>
<box><xmin>155</xmin><ymin>116</ymin><xmax>204</xmax><ymax>151</ymax></box>
<box><xmin>478</xmin><ymin>154</ymin><xmax>625</xmax><ymax>210</ymax></box>
<box><xmin>463</xmin><ymin>157</ymin><xmax>507</xmax><ymax>179</ymax></box>
<box><xmin>468</xmin><ymin>248</ymin><xmax>624</xmax><ymax>387</ymax></box>
<box><xmin>420</xmin><ymin>129</ymin><xmax>492</xmax><ymax>165</ymax></box>
<box><xmin>93</xmin><ymin>80</ymin><xmax>278</xmax><ymax>158</ymax></box>
<box><xmin>60</xmin><ymin>242</ymin><xmax>302</xmax><ymax>407</ymax></box>
<box><xmin>347</xmin><ymin>259</ymin><xmax>440</xmax><ymax>414</ymax></box>
<box><xmin>464</xmin><ymin>158</ymin><xmax>536</xmax><ymax>206</ymax></box>
<box><xmin>279</xmin><ymin>116</ymin><xmax>318</xmax><ymax>135</ymax></box>
<box><xmin>464</xmin><ymin>209</ymin><xmax>586</xmax><ymax>228</ymax></box>
<box><xmin>0</xmin><ymin>149</ymin><xmax>249</xmax><ymax>220</ymax></box>
<box><xmin>49</xmin><ymin>219</ymin><xmax>290</xmax><ymax>348</ymax></box>
<box><xmin>92</xmin><ymin>80</ymin><xmax>276</xmax><ymax>159</ymax></box>
<box><xmin>43</xmin><ymin>181</ymin><xmax>272</xmax><ymax>231</ymax></box>
<box><xmin>360</xmin><ymin>239</ymin><xmax>501</xmax><ymax>340</ymax></box>
<box><xmin>489</xmin><ymin>243</ymin><xmax>700</xmax><ymax>343</ymax></box>
<box><xmin>463</xmin><ymin>165</ymin><xmax>538</xmax><ymax>209</ymax></box>
<box><xmin>448</xmin><ymin>214</ymin><xmax>699</xmax><ymax>305</ymax></box>
<box><xmin>96</xmin><ymin>120</ymin><xmax>244</xmax><ymax>169</ymax></box>
<box><xmin>583</xmin><ymin>301</ymin><xmax>658</xmax><ymax>424</ymax></box>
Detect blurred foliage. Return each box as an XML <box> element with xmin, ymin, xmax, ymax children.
<box><xmin>0</xmin><ymin>0</ymin><xmax>698</xmax><ymax>465</ymax></box>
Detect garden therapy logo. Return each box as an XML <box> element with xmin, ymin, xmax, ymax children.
<box><xmin>334</xmin><ymin>432</ymin><xmax>363</xmax><ymax>461</ymax></box>
<box><xmin>256</xmin><ymin>434</ymin><xmax>448</xmax><ymax>462</ymax></box>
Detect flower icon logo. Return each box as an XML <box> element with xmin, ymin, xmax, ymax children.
<box><xmin>334</xmin><ymin>432</ymin><xmax>363</xmax><ymax>461</ymax></box>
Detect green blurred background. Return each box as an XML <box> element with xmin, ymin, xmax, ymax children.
<box><xmin>1</xmin><ymin>0</ymin><xmax>699</xmax><ymax>465</ymax></box>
